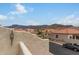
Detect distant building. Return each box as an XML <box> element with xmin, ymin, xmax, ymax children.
<box><xmin>14</xmin><ymin>28</ymin><xmax>26</xmax><ymax>32</ymax></box>
<box><xmin>25</xmin><ymin>29</ymin><xmax>35</xmax><ymax>33</ymax></box>
<box><xmin>48</xmin><ymin>28</ymin><xmax>79</xmax><ymax>44</ymax></box>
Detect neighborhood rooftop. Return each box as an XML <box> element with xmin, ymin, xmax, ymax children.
<box><xmin>48</xmin><ymin>28</ymin><xmax>79</xmax><ymax>34</ymax></box>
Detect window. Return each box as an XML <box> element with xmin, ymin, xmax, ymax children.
<box><xmin>56</xmin><ymin>35</ymin><xmax>58</xmax><ymax>38</ymax></box>
<box><xmin>73</xmin><ymin>36</ymin><xmax>75</xmax><ymax>39</ymax></box>
<box><xmin>69</xmin><ymin>35</ymin><xmax>75</xmax><ymax>39</ymax></box>
<box><xmin>69</xmin><ymin>36</ymin><xmax>72</xmax><ymax>39</ymax></box>
<box><xmin>68</xmin><ymin>35</ymin><xmax>72</xmax><ymax>39</ymax></box>
<box><xmin>76</xmin><ymin>36</ymin><xmax>79</xmax><ymax>39</ymax></box>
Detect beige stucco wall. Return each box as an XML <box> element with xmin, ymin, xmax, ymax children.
<box><xmin>49</xmin><ymin>34</ymin><xmax>68</xmax><ymax>40</ymax></box>
<box><xmin>0</xmin><ymin>27</ymin><xmax>50</xmax><ymax>55</ymax></box>
<box><xmin>49</xmin><ymin>33</ymin><xmax>79</xmax><ymax>44</ymax></box>
<box><xmin>14</xmin><ymin>32</ymin><xmax>50</xmax><ymax>55</ymax></box>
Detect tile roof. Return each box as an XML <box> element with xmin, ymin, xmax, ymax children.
<box><xmin>49</xmin><ymin>28</ymin><xmax>79</xmax><ymax>34</ymax></box>
<box><xmin>14</xmin><ymin>29</ymin><xmax>26</xmax><ymax>32</ymax></box>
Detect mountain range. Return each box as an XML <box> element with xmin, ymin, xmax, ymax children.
<box><xmin>5</xmin><ymin>24</ymin><xmax>79</xmax><ymax>30</ymax></box>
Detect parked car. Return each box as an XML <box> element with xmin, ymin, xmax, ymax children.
<box><xmin>62</xmin><ymin>43</ymin><xmax>79</xmax><ymax>52</ymax></box>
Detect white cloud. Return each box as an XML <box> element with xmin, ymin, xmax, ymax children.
<box><xmin>53</xmin><ymin>14</ymin><xmax>79</xmax><ymax>26</ymax></box>
<box><xmin>15</xmin><ymin>3</ymin><xmax>27</xmax><ymax>14</ymax></box>
<box><xmin>8</xmin><ymin>3</ymin><xmax>27</xmax><ymax>15</ymax></box>
<box><xmin>0</xmin><ymin>15</ymin><xmax>7</xmax><ymax>20</ymax></box>
<box><xmin>8</xmin><ymin>3</ymin><xmax>34</xmax><ymax>16</ymax></box>
<box><xmin>26</xmin><ymin>20</ymin><xmax>40</xmax><ymax>25</ymax></box>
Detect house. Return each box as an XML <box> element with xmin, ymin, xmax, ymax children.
<box><xmin>14</xmin><ymin>28</ymin><xmax>26</xmax><ymax>32</ymax></box>
<box><xmin>25</xmin><ymin>29</ymin><xmax>35</xmax><ymax>33</ymax></box>
<box><xmin>48</xmin><ymin>28</ymin><xmax>79</xmax><ymax>44</ymax></box>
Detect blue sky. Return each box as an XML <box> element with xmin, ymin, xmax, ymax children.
<box><xmin>0</xmin><ymin>3</ymin><xmax>79</xmax><ymax>26</ymax></box>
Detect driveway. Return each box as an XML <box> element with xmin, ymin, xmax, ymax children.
<box><xmin>49</xmin><ymin>42</ymin><xmax>79</xmax><ymax>55</ymax></box>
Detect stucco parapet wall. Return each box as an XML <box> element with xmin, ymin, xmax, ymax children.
<box><xmin>19</xmin><ymin>41</ymin><xmax>32</xmax><ymax>55</ymax></box>
<box><xmin>0</xmin><ymin>27</ymin><xmax>50</xmax><ymax>55</ymax></box>
<box><xmin>20</xmin><ymin>32</ymin><xmax>50</xmax><ymax>55</ymax></box>
<box><xmin>14</xmin><ymin>32</ymin><xmax>51</xmax><ymax>55</ymax></box>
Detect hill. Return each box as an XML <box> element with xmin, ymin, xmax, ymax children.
<box><xmin>5</xmin><ymin>24</ymin><xmax>77</xmax><ymax>30</ymax></box>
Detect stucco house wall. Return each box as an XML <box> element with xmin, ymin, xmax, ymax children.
<box><xmin>49</xmin><ymin>33</ymin><xmax>79</xmax><ymax>44</ymax></box>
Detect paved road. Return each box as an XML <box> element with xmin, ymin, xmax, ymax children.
<box><xmin>49</xmin><ymin>42</ymin><xmax>79</xmax><ymax>55</ymax></box>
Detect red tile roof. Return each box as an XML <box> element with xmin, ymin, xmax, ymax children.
<box><xmin>49</xmin><ymin>28</ymin><xmax>79</xmax><ymax>34</ymax></box>
<box><xmin>14</xmin><ymin>29</ymin><xmax>26</xmax><ymax>32</ymax></box>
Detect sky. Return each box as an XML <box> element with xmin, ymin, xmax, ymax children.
<box><xmin>0</xmin><ymin>3</ymin><xmax>79</xmax><ymax>26</ymax></box>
